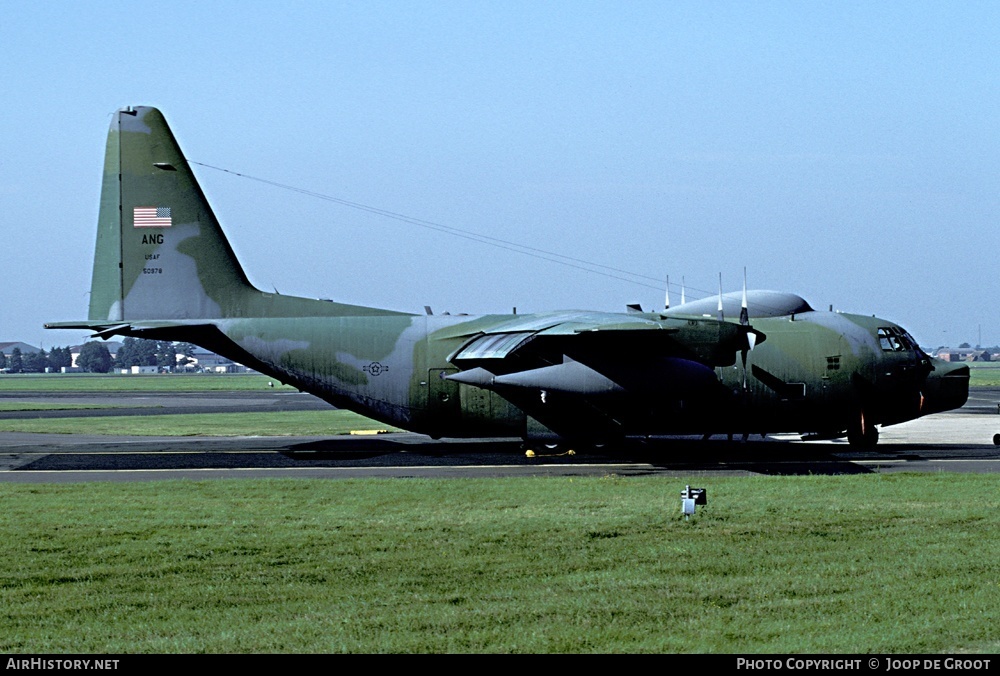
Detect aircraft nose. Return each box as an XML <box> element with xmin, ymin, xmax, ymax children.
<box><xmin>921</xmin><ymin>358</ymin><xmax>970</xmax><ymax>415</ymax></box>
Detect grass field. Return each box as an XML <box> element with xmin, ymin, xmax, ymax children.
<box><xmin>1</xmin><ymin>475</ymin><xmax>997</xmax><ymax>654</ymax></box>
<box><xmin>967</xmin><ymin>362</ymin><xmax>1000</xmax><ymax>387</ymax></box>
<box><xmin>0</xmin><ymin>373</ymin><xmax>996</xmax><ymax>654</ymax></box>
<box><xmin>0</xmin><ymin>410</ymin><xmax>399</xmax><ymax>436</ymax></box>
<box><xmin>0</xmin><ymin>373</ymin><xmax>297</xmax><ymax>392</ymax></box>
<box><xmin>0</xmin><ymin>373</ymin><xmax>398</xmax><ymax>436</ymax></box>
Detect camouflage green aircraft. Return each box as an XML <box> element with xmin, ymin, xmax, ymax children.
<box><xmin>47</xmin><ymin>106</ymin><xmax>969</xmax><ymax>448</ymax></box>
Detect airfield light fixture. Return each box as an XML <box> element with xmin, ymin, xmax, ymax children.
<box><xmin>681</xmin><ymin>485</ymin><xmax>707</xmax><ymax>519</ymax></box>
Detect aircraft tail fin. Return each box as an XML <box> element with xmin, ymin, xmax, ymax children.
<box><xmin>51</xmin><ymin>106</ymin><xmax>409</xmax><ymax>341</ymax></box>
<box><xmin>88</xmin><ymin>106</ymin><xmax>259</xmax><ymax>323</ymax></box>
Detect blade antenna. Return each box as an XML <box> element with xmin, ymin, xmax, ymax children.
<box><xmin>664</xmin><ymin>275</ymin><xmax>670</xmax><ymax>311</ymax></box>
<box><xmin>681</xmin><ymin>276</ymin><xmax>686</xmax><ymax>305</ymax></box>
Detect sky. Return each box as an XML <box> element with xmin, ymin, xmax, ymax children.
<box><xmin>3</xmin><ymin>1</ymin><xmax>999</xmax><ymax>351</ymax></box>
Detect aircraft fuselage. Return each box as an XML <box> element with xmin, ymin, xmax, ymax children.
<box><xmin>184</xmin><ymin>307</ymin><xmax>967</xmax><ymax>446</ymax></box>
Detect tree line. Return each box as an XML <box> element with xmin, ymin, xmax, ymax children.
<box><xmin>0</xmin><ymin>346</ymin><xmax>73</xmax><ymax>373</ymax></box>
<box><xmin>0</xmin><ymin>339</ymin><xmax>197</xmax><ymax>374</ymax></box>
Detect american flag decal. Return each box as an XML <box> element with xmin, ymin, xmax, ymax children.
<box><xmin>133</xmin><ymin>206</ymin><xmax>172</xmax><ymax>227</ymax></box>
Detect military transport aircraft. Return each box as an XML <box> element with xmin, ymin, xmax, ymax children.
<box><xmin>47</xmin><ymin>107</ymin><xmax>969</xmax><ymax>449</ymax></box>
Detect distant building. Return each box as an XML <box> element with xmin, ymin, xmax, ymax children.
<box><xmin>124</xmin><ymin>366</ymin><xmax>159</xmax><ymax>375</ymax></box>
<box><xmin>182</xmin><ymin>347</ymin><xmax>249</xmax><ymax>373</ymax></box>
<box><xmin>0</xmin><ymin>342</ymin><xmax>40</xmax><ymax>356</ymax></box>
<box><xmin>934</xmin><ymin>348</ymin><xmax>992</xmax><ymax>362</ymax></box>
<box><xmin>69</xmin><ymin>341</ymin><xmax>121</xmax><ymax>369</ymax></box>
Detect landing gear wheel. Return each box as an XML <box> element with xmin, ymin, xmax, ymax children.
<box><xmin>538</xmin><ymin>442</ymin><xmax>575</xmax><ymax>456</ymax></box>
<box><xmin>847</xmin><ymin>410</ymin><xmax>879</xmax><ymax>448</ymax></box>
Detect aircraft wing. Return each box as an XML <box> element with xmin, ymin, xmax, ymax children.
<box><xmin>441</xmin><ymin>311</ymin><xmax>764</xmax><ymax>441</ymax></box>
<box><xmin>440</xmin><ymin>311</ymin><xmax>763</xmax><ymax>443</ymax></box>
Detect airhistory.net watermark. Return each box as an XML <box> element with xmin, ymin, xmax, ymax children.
<box><xmin>6</xmin><ymin>659</ymin><xmax>119</xmax><ymax>671</ymax></box>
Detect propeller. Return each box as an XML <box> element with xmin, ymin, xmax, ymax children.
<box><xmin>741</xmin><ymin>268</ymin><xmax>757</xmax><ymax>350</ymax></box>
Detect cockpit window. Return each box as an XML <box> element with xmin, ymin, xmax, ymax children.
<box><xmin>878</xmin><ymin>327</ymin><xmax>914</xmax><ymax>352</ymax></box>
<box><xmin>899</xmin><ymin>329</ymin><xmax>919</xmax><ymax>351</ymax></box>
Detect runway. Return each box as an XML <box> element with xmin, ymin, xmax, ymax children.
<box><xmin>1</xmin><ymin>388</ymin><xmax>999</xmax><ymax>481</ymax></box>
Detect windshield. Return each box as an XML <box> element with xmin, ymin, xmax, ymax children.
<box><xmin>877</xmin><ymin>326</ymin><xmax>919</xmax><ymax>352</ymax></box>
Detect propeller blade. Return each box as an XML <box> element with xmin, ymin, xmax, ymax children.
<box><xmin>717</xmin><ymin>273</ymin><xmax>724</xmax><ymax>322</ymax></box>
<box><xmin>740</xmin><ymin>268</ymin><xmax>752</xmax><ymax>392</ymax></box>
<box><xmin>740</xmin><ymin>267</ymin><xmax>749</xmax><ymax>327</ymax></box>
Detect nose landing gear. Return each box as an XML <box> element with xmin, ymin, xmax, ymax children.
<box><xmin>847</xmin><ymin>409</ymin><xmax>879</xmax><ymax>448</ymax></box>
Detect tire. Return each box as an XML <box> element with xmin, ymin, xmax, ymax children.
<box><xmin>847</xmin><ymin>410</ymin><xmax>879</xmax><ymax>448</ymax></box>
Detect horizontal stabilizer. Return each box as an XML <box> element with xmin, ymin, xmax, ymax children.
<box><xmin>44</xmin><ymin>319</ymin><xmax>221</xmax><ymax>343</ymax></box>
<box><xmin>44</xmin><ymin>321</ymin><xmax>133</xmax><ymax>340</ymax></box>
